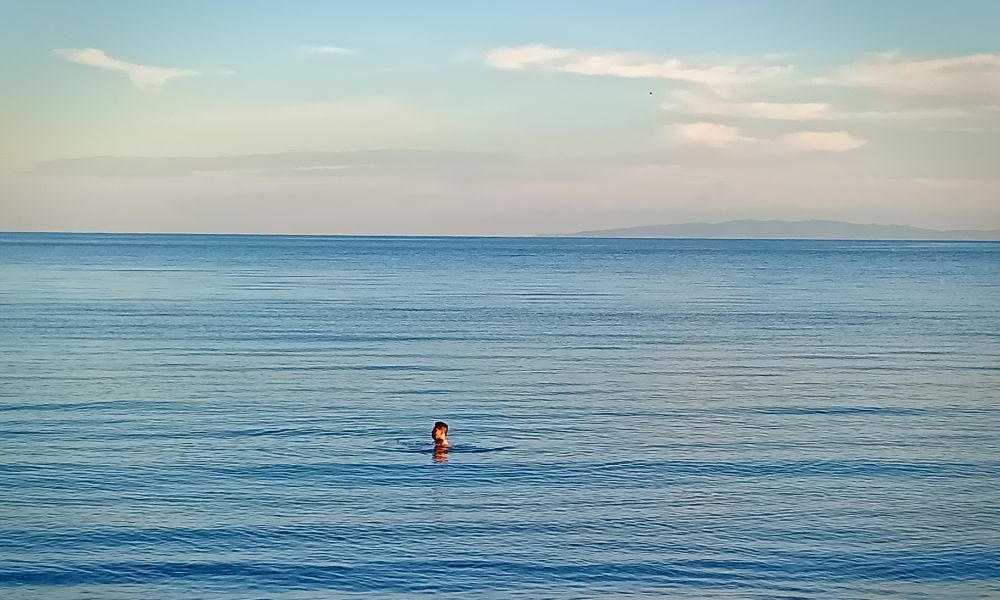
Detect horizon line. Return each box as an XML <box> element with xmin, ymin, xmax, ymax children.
<box><xmin>3</xmin><ymin>230</ymin><xmax>1000</xmax><ymax>243</ymax></box>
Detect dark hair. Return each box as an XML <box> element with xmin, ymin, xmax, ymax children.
<box><xmin>432</xmin><ymin>421</ymin><xmax>448</xmax><ymax>437</ymax></box>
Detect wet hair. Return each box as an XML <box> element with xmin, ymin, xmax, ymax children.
<box><xmin>432</xmin><ymin>421</ymin><xmax>448</xmax><ymax>439</ymax></box>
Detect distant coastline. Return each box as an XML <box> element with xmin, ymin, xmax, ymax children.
<box><xmin>3</xmin><ymin>221</ymin><xmax>1000</xmax><ymax>240</ymax></box>
<box><xmin>550</xmin><ymin>220</ymin><xmax>1000</xmax><ymax>241</ymax></box>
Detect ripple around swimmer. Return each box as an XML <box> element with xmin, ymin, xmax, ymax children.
<box><xmin>376</xmin><ymin>440</ymin><xmax>513</xmax><ymax>454</ymax></box>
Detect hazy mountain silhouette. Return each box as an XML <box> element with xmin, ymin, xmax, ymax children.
<box><xmin>558</xmin><ymin>220</ymin><xmax>1000</xmax><ymax>240</ymax></box>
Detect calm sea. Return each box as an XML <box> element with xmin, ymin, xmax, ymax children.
<box><xmin>1</xmin><ymin>233</ymin><xmax>998</xmax><ymax>599</ymax></box>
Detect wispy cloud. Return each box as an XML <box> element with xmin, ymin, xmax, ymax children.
<box><xmin>485</xmin><ymin>44</ymin><xmax>792</xmax><ymax>89</ymax></box>
<box><xmin>779</xmin><ymin>131</ymin><xmax>867</xmax><ymax>152</ymax></box>
<box><xmin>54</xmin><ymin>48</ymin><xmax>198</xmax><ymax>90</ymax></box>
<box><xmin>291</xmin><ymin>164</ymin><xmax>369</xmax><ymax>172</ymax></box>
<box><xmin>671</xmin><ymin>122</ymin><xmax>867</xmax><ymax>152</ymax></box>
<box><xmin>828</xmin><ymin>51</ymin><xmax>1000</xmax><ymax>99</ymax></box>
<box><xmin>489</xmin><ymin>45</ymin><xmax>999</xmax><ymax>128</ymax></box>
<box><xmin>665</xmin><ymin>89</ymin><xmax>832</xmax><ymax>121</ymax></box>
<box><xmin>672</xmin><ymin>122</ymin><xmax>754</xmax><ymax>148</ymax></box>
<box><xmin>662</xmin><ymin>88</ymin><xmax>992</xmax><ymax>123</ymax></box>
<box><xmin>300</xmin><ymin>45</ymin><xmax>358</xmax><ymax>57</ymax></box>
<box><xmin>32</xmin><ymin>150</ymin><xmax>519</xmax><ymax>178</ymax></box>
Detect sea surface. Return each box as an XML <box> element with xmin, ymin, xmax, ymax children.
<box><xmin>1</xmin><ymin>233</ymin><xmax>998</xmax><ymax>599</ymax></box>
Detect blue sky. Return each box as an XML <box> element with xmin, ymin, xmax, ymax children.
<box><xmin>1</xmin><ymin>0</ymin><xmax>998</xmax><ymax>234</ymax></box>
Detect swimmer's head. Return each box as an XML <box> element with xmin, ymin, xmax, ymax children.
<box><xmin>432</xmin><ymin>421</ymin><xmax>449</xmax><ymax>445</ymax></box>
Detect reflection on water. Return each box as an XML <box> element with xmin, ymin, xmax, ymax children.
<box><xmin>378</xmin><ymin>440</ymin><xmax>512</xmax><ymax>456</ymax></box>
<box><xmin>423</xmin><ymin>442</ymin><xmax>511</xmax><ymax>463</ymax></box>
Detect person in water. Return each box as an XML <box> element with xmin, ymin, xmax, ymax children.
<box><xmin>432</xmin><ymin>421</ymin><xmax>450</xmax><ymax>463</ymax></box>
<box><xmin>432</xmin><ymin>421</ymin><xmax>450</xmax><ymax>449</ymax></box>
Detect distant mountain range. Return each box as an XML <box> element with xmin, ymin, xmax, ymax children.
<box><xmin>556</xmin><ymin>220</ymin><xmax>1000</xmax><ymax>240</ymax></box>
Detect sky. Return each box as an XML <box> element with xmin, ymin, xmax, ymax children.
<box><xmin>1</xmin><ymin>0</ymin><xmax>999</xmax><ymax>235</ymax></box>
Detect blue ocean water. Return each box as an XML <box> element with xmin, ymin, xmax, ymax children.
<box><xmin>1</xmin><ymin>233</ymin><xmax>998</xmax><ymax>599</ymax></box>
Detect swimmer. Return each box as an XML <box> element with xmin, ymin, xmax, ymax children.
<box><xmin>432</xmin><ymin>421</ymin><xmax>450</xmax><ymax>449</ymax></box>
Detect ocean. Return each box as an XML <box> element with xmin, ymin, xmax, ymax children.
<box><xmin>1</xmin><ymin>233</ymin><xmax>998</xmax><ymax>599</ymax></box>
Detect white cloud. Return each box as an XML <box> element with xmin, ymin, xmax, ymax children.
<box><xmin>485</xmin><ymin>44</ymin><xmax>576</xmax><ymax>69</ymax></box>
<box><xmin>54</xmin><ymin>48</ymin><xmax>198</xmax><ymax>90</ymax></box>
<box><xmin>779</xmin><ymin>131</ymin><xmax>867</xmax><ymax>152</ymax></box>
<box><xmin>831</xmin><ymin>51</ymin><xmax>1000</xmax><ymax>99</ymax></box>
<box><xmin>485</xmin><ymin>46</ymin><xmax>998</xmax><ymax>128</ymax></box>
<box><xmin>671</xmin><ymin>122</ymin><xmax>867</xmax><ymax>152</ymax></box>
<box><xmin>665</xmin><ymin>89</ymin><xmax>832</xmax><ymax>120</ymax></box>
<box><xmin>672</xmin><ymin>122</ymin><xmax>755</xmax><ymax>148</ymax></box>
<box><xmin>300</xmin><ymin>45</ymin><xmax>358</xmax><ymax>57</ymax></box>
<box><xmin>664</xmin><ymin>84</ymin><xmax>995</xmax><ymax>125</ymax></box>
<box><xmin>291</xmin><ymin>164</ymin><xmax>368</xmax><ymax>171</ymax></box>
<box><xmin>845</xmin><ymin>106</ymin><xmax>996</xmax><ymax>121</ymax></box>
<box><xmin>485</xmin><ymin>44</ymin><xmax>792</xmax><ymax>88</ymax></box>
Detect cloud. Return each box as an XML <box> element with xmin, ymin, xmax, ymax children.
<box><xmin>486</xmin><ymin>46</ymin><xmax>996</xmax><ymax>130</ymax></box>
<box><xmin>671</xmin><ymin>122</ymin><xmax>866</xmax><ymax>152</ymax></box>
<box><xmin>779</xmin><ymin>131</ymin><xmax>867</xmax><ymax>152</ymax></box>
<box><xmin>54</xmin><ymin>48</ymin><xmax>198</xmax><ymax>89</ymax></box>
<box><xmin>664</xmin><ymin>79</ymin><xmax>997</xmax><ymax>125</ymax></box>
<box><xmin>665</xmin><ymin>89</ymin><xmax>989</xmax><ymax>122</ymax></box>
<box><xmin>31</xmin><ymin>150</ymin><xmax>521</xmax><ymax>178</ymax></box>
<box><xmin>300</xmin><ymin>45</ymin><xmax>358</xmax><ymax>57</ymax></box>
<box><xmin>672</xmin><ymin>122</ymin><xmax>755</xmax><ymax>148</ymax></box>
<box><xmin>290</xmin><ymin>164</ymin><xmax>369</xmax><ymax>172</ymax></box>
<box><xmin>485</xmin><ymin>44</ymin><xmax>792</xmax><ymax>88</ymax></box>
<box><xmin>485</xmin><ymin>44</ymin><xmax>576</xmax><ymax>69</ymax></box>
<box><xmin>665</xmin><ymin>89</ymin><xmax>832</xmax><ymax>121</ymax></box>
<box><xmin>830</xmin><ymin>51</ymin><xmax>1000</xmax><ymax>100</ymax></box>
